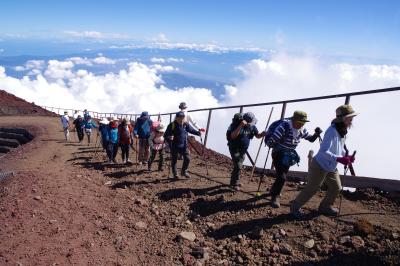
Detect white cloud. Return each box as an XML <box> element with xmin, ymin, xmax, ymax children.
<box><xmin>14</xmin><ymin>60</ymin><xmax>45</xmax><ymax>73</ymax></box>
<box><xmin>150</xmin><ymin>57</ymin><xmax>184</xmax><ymax>63</ymax></box>
<box><xmin>92</xmin><ymin>56</ymin><xmax>116</xmax><ymax>65</ymax></box>
<box><xmin>1</xmin><ymin>53</ymin><xmax>400</xmax><ymax>180</ymax></box>
<box><xmin>155</xmin><ymin>33</ymin><xmax>168</xmax><ymax>42</ymax></box>
<box><xmin>64</xmin><ymin>30</ymin><xmax>129</xmax><ymax>40</ymax></box>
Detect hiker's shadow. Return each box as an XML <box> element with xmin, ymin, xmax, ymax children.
<box><xmin>104</xmin><ymin>169</ymin><xmax>144</xmax><ymax>179</ymax></box>
<box><xmin>76</xmin><ymin>161</ymin><xmax>105</xmax><ymax>171</ymax></box>
<box><xmin>111</xmin><ymin>177</ymin><xmax>176</xmax><ymax>189</ymax></box>
<box><xmin>208</xmin><ymin>211</ymin><xmax>319</xmax><ymax>240</ymax></box>
<box><xmin>157</xmin><ymin>185</ymin><xmax>233</xmax><ymax>201</ymax></box>
<box><xmin>189</xmin><ymin>196</ymin><xmax>270</xmax><ymax>218</ymax></box>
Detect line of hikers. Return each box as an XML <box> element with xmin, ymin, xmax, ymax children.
<box><xmin>61</xmin><ymin>103</ymin><xmax>358</xmax><ymax>218</ymax></box>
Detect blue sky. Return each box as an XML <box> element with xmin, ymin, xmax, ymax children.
<box><xmin>1</xmin><ymin>0</ymin><xmax>399</xmax><ymax>60</ymax></box>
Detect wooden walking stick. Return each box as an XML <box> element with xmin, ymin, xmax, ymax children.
<box><xmin>255</xmin><ymin>146</ymin><xmax>272</xmax><ymax>197</ymax></box>
<box><xmin>250</xmin><ymin>107</ymin><xmax>274</xmax><ymax>179</ymax></box>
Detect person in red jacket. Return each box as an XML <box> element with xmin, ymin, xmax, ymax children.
<box><xmin>118</xmin><ymin>118</ymin><xmax>134</xmax><ymax>164</ymax></box>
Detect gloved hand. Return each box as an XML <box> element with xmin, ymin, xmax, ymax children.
<box><xmin>337</xmin><ymin>156</ymin><xmax>352</xmax><ymax>166</ymax></box>
<box><xmin>199</xmin><ymin>128</ymin><xmax>206</xmax><ymax>133</ymax></box>
<box><xmin>314</xmin><ymin>127</ymin><xmax>323</xmax><ymax>136</ymax></box>
<box><xmin>349</xmin><ymin>155</ymin><xmax>355</xmax><ymax>163</ymax></box>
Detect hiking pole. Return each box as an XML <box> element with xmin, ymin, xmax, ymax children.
<box><xmin>250</xmin><ymin>107</ymin><xmax>274</xmax><ymax>179</ymax></box>
<box><xmin>255</xmin><ymin>146</ymin><xmax>272</xmax><ymax>197</ymax></box>
<box><xmin>335</xmin><ymin>149</ymin><xmax>356</xmax><ymax>232</ymax></box>
<box><xmin>199</xmin><ymin>135</ymin><xmax>209</xmax><ymax>177</ymax></box>
<box><xmin>135</xmin><ymin>137</ymin><xmax>139</xmax><ymax>169</ymax></box>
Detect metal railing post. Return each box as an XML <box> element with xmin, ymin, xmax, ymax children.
<box><xmin>345</xmin><ymin>95</ymin><xmax>351</xmax><ymax>104</ymax></box>
<box><xmin>203</xmin><ymin>110</ymin><xmax>213</xmax><ymax>148</ymax></box>
<box><xmin>280</xmin><ymin>102</ymin><xmax>287</xmax><ymax>119</ymax></box>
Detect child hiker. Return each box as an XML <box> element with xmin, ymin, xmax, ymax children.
<box><xmin>265</xmin><ymin>111</ymin><xmax>322</xmax><ymax>208</ymax></box>
<box><xmin>107</xmin><ymin>117</ymin><xmax>119</xmax><ymax>163</ymax></box>
<box><xmin>118</xmin><ymin>118</ymin><xmax>134</xmax><ymax>164</ymax></box>
<box><xmin>60</xmin><ymin>111</ymin><xmax>70</xmax><ymax>141</ymax></box>
<box><xmin>134</xmin><ymin>112</ymin><xmax>153</xmax><ymax>165</ymax></box>
<box><xmin>148</xmin><ymin>123</ymin><xmax>166</xmax><ymax>172</ymax></box>
<box><xmin>226</xmin><ymin>112</ymin><xmax>265</xmax><ymax>191</ymax></box>
<box><xmin>290</xmin><ymin>105</ymin><xmax>358</xmax><ymax>218</ymax></box>
<box><xmin>73</xmin><ymin>115</ymin><xmax>85</xmax><ymax>143</ymax></box>
<box><xmin>164</xmin><ymin>111</ymin><xmax>201</xmax><ymax>179</ymax></box>
<box><xmin>83</xmin><ymin>115</ymin><xmax>97</xmax><ymax>145</ymax></box>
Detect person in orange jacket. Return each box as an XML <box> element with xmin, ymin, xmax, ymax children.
<box><xmin>118</xmin><ymin>118</ymin><xmax>134</xmax><ymax>164</ymax></box>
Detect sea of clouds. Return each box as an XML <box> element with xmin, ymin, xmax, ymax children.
<box><xmin>0</xmin><ymin>52</ymin><xmax>399</xmax><ymax>180</ymax></box>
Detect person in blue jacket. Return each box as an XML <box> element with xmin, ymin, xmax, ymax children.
<box><xmin>98</xmin><ymin>118</ymin><xmax>110</xmax><ymax>151</ymax></box>
<box><xmin>83</xmin><ymin>115</ymin><xmax>97</xmax><ymax>145</ymax></box>
<box><xmin>107</xmin><ymin>117</ymin><xmax>119</xmax><ymax>163</ymax></box>
<box><xmin>134</xmin><ymin>111</ymin><xmax>153</xmax><ymax>165</ymax></box>
<box><xmin>164</xmin><ymin>111</ymin><xmax>201</xmax><ymax>179</ymax></box>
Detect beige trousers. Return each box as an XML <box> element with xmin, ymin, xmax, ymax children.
<box><xmin>294</xmin><ymin>159</ymin><xmax>342</xmax><ymax>209</ymax></box>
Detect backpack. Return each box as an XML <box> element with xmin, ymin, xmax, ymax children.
<box><xmin>151</xmin><ymin>120</ymin><xmax>160</xmax><ymax>132</ymax></box>
<box><xmin>264</xmin><ymin>119</ymin><xmax>288</xmax><ymax>148</ymax></box>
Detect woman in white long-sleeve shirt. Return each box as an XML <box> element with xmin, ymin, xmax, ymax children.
<box><xmin>178</xmin><ymin>102</ymin><xmax>206</xmax><ymax>133</ymax></box>
<box><xmin>290</xmin><ymin>105</ymin><xmax>358</xmax><ymax>218</ymax></box>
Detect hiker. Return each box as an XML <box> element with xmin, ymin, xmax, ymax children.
<box><xmin>134</xmin><ymin>112</ymin><xmax>153</xmax><ymax>165</ymax></box>
<box><xmin>73</xmin><ymin>110</ymin><xmax>79</xmax><ymax>120</ymax></box>
<box><xmin>226</xmin><ymin>112</ymin><xmax>265</xmax><ymax>191</ymax></box>
<box><xmin>164</xmin><ymin>111</ymin><xmax>201</xmax><ymax>179</ymax></box>
<box><xmin>98</xmin><ymin>118</ymin><xmax>110</xmax><ymax>151</ymax></box>
<box><xmin>118</xmin><ymin>118</ymin><xmax>134</xmax><ymax>164</ymax></box>
<box><xmin>148</xmin><ymin>123</ymin><xmax>166</xmax><ymax>172</ymax></box>
<box><xmin>83</xmin><ymin>109</ymin><xmax>90</xmax><ymax>120</ymax></box>
<box><xmin>107</xmin><ymin>117</ymin><xmax>119</xmax><ymax>163</ymax></box>
<box><xmin>60</xmin><ymin>111</ymin><xmax>70</xmax><ymax>141</ymax></box>
<box><xmin>177</xmin><ymin>102</ymin><xmax>206</xmax><ymax>132</ymax></box>
<box><xmin>73</xmin><ymin>115</ymin><xmax>85</xmax><ymax>143</ymax></box>
<box><xmin>83</xmin><ymin>115</ymin><xmax>97</xmax><ymax>145</ymax></box>
<box><xmin>290</xmin><ymin>105</ymin><xmax>358</xmax><ymax>218</ymax></box>
<box><xmin>266</xmin><ymin>111</ymin><xmax>322</xmax><ymax>208</ymax></box>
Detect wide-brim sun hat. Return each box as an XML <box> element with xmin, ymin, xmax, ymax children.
<box><xmin>176</xmin><ymin>111</ymin><xmax>186</xmax><ymax>118</ymax></box>
<box><xmin>179</xmin><ymin>102</ymin><xmax>188</xmax><ymax>110</ymax></box>
<box><xmin>243</xmin><ymin>112</ymin><xmax>257</xmax><ymax>125</ymax></box>
<box><xmin>291</xmin><ymin>111</ymin><xmax>310</xmax><ymax>123</ymax></box>
<box><xmin>99</xmin><ymin>118</ymin><xmax>109</xmax><ymax>124</ymax></box>
<box><xmin>333</xmin><ymin>105</ymin><xmax>358</xmax><ymax>123</ymax></box>
<box><xmin>156</xmin><ymin>124</ymin><xmax>165</xmax><ymax>132</ymax></box>
<box><xmin>112</xmin><ymin>116</ymin><xmax>119</xmax><ymax>121</ymax></box>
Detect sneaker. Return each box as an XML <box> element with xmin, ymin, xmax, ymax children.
<box><xmin>112</xmin><ymin>159</ymin><xmax>117</xmax><ymax>164</ymax></box>
<box><xmin>147</xmin><ymin>166</ymin><xmax>152</xmax><ymax>172</ymax></box>
<box><xmin>182</xmin><ymin>172</ymin><xmax>191</xmax><ymax>178</ymax></box>
<box><xmin>318</xmin><ymin>206</ymin><xmax>339</xmax><ymax>217</ymax></box>
<box><xmin>158</xmin><ymin>167</ymin><xmax>164</xmax><ymax>172</ymax></box>
<box><xmin>126</xmin><ymin>159</ymin><xmax>132</xmax><ymax>163</ymax></box>
<box><xmin>172</xmin><ymin>174</ymin><xmax>179</xmax><ymax>180</ymax></box>
<box><xmin>290</xmin><ymin>202</ymin><xmax>304</xmax><ymax>219</ymax></box>
<box><xmin>270</xmin><ymin>196</ymin><xmax>281</xmax><ymax>208</ymax></box>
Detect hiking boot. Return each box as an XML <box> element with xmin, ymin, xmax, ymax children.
<box><xmin>270</xmin><ymin>196</ymin><xmax>281</xmax><ymax>208</ymax></box>
<box><xmin>112</xmin><ymin>159</ymin><xmax>117</xmax><ymax>164</ymax></box>
<box><xmin>172</xmin><ymin>173</ymin><xmax>179</xmax><ymax>180</ymax></box>
<box><xmin>318</xmin><ymin>206</ymin><xmax>339</xmax><ymax>217</ymax></box>
<box><xmin>290</xmin><ymin>201</ymin><xmax>304</xmax><ymax>219</ymax></box>
<box><xmin>182</xmin><ymin>172</ymin><xmax>191</xmax><ymax>178</ymax></box>
<box><xmin>158</xmin><ymin>166</ymin><xmax>164</xmax><ymax>172</ymax></box>
<box><xmin>147</xmin><ymin>166</ymin><xmax>152</xmax><ymax>172</ymax></box>
<box><xmin>230</xmin><ymin>183</ymin><xmax>241</xmax><ymax>192</ymax></box>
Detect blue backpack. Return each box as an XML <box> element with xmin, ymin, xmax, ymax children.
<box><xmin>264</xmin><ymin>119</ymin><xmax>288</xmax><ymax>148</ymax></box>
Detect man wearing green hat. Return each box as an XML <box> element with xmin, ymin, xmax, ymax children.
<box><xmin>267</xmin><ymin>110</ymin><xmax>322</xmax><ymax>208</ymax></box>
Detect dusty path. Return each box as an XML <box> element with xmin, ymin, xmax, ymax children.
<box><xmin>0</xmin><ymin>116</ymin><xmax>399</xmax><ymax>266</ymax></box>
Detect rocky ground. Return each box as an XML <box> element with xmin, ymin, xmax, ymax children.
<box><xmin>0</xmin><ymin>116</ymin><xmax>399</xmax><ymax>266</ymax></box>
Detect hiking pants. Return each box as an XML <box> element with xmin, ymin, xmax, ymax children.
<box><xmin>85</xmin><ymin>129</ymin><xmax>92</xmax><ymax>144</ymax></box>
<box><xmin>148</xmin><ymin>149</ymin><xmax>165</xmax><ymax>170</ymax></box>
<box><xmin>270</xmin><ymin>149</ymin><xmax>290</xmax><ymax>197</ymax></box>
<box><xmin>63</xmin><ymin>127</ymin><xmax>69</xmax><ymax>141</ymax></box>
<box><xmin>171</xmin><ymin>147</ymin><xmax>190</xmax><ymax>175</ymax></box>
<box><xmin>294</xmin><ymin>159</ymin><xmax>341</xmax><ymax>209</ymax></box>
<box><xmin>138</xmin><ymin>138</ymin><xmax>150</xmax><ymax>162</ymax></box>
<box><xmin>229</xmin><ymin>146</ymin><xmax>246</xmax><ymax>186</ymax></box>
<box><xmin>120</xmin><ymin>144</ymin><xmax>130</xmax><ymax>162</ymax></box>
<box><xmin>107</xmin><ymin>143</ymin><xmax>118</xmax><ymax>161</ymax></box>
<box><xmin>76</xmin><ymin>128</ymin><xmax>84</xmax><ymax>142</ymax></box>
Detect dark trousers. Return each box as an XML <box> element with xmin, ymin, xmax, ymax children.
<box><xmin>171</xmin><ymin>147</ymin><xmax>190</xmax><ymax>175</ymax></box>
<box><xmin>107</xmin><ymin>143</ymin><xmax>118</xmax><ymax>161</ymax></box>
<box><xmin>270</xmin><ymin>149</ymin><xmax>290</xmax><ymax>197</ymax></box>
<box><xmin>76</xmin><ymin>128</ymin><xmax>84</xmax><ymax>142</ymax></box>
<box><xmin>120</xmin><ymin>144</ymin><xmax>130</xmax><ymax>161</ymax></box>
<box><xmin>229</xmin><ymin>146</ymin><xmax>246</xmax><ymax>186</ymax></box>
<box><xmin>148</xmin><ymin>149</ymin><xmax>164</xmax><ymax>170</ymax></box>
